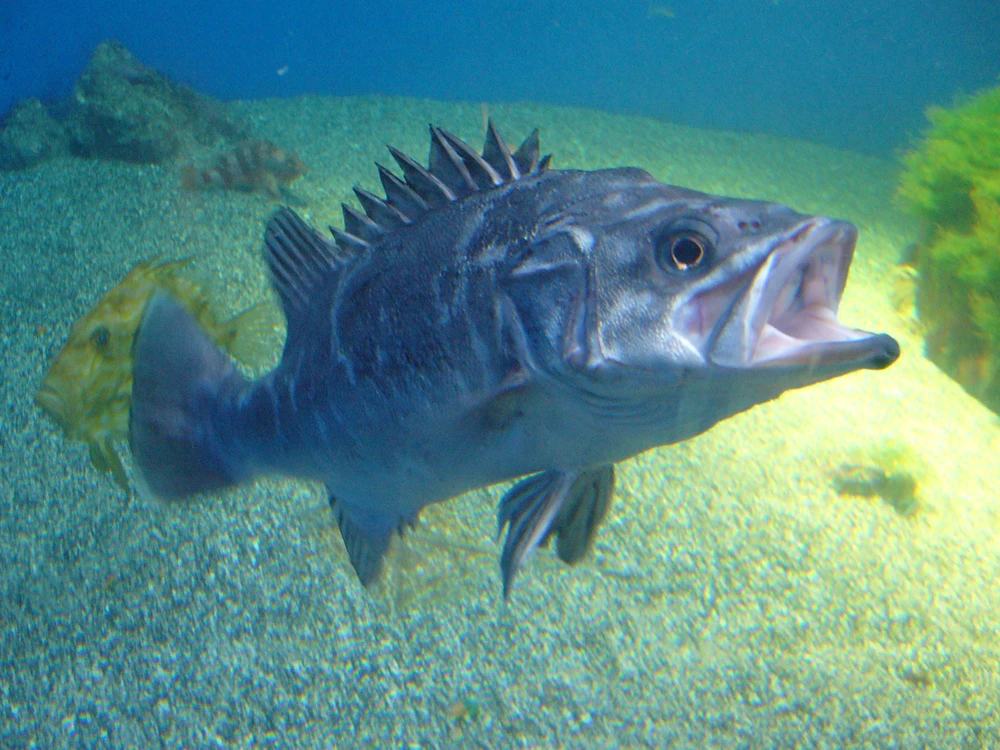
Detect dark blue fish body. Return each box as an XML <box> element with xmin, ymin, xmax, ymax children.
<box><xmin>131</xmin><ymin>123</ymin><xmax>899</xmax><ymax>594</ymax></box>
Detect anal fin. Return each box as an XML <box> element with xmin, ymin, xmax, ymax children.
<box><xmin>329</xmin><ymin>492</ymin><xmax>414</xmax><ymax>587</ymax></box>
<box><xmin>496</xmin><ymin>465</ymin><xmax>614</xmax><ymax>597</ymax></box>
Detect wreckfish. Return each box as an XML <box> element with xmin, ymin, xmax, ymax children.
<box><xmin>181</xmin><ymin>139</ymin><xmax>307</xmax><ymax>199</ymax></box>
<box><xmin>37</xmin><ymin>258</ymin><xmax>273</xmax><ymax>490</ymax></box>
<box><xmin>130</xmin><ymin>122</ymin><xmax>899</xmax><ymax>595</ymax></box>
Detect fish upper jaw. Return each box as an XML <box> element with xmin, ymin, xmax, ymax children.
<box><xmin>677</xmin><ymin>216</ymin><xmax>899</xmax><ymax>371</ymax></box>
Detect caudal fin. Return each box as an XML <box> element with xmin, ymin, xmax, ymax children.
<box><xmin>130</xmin><ymin>292</ymin><xmax>251</xmax><ymax>500</ymax></box>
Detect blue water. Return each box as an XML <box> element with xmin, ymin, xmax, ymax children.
<box><xmin>2</xmin><ymin>0</ymin><xmax>998</xmax><ymax>156</ymax></box>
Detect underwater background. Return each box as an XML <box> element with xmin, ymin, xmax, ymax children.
<box><xmin>3</xmin><ymin>0</ymin><xmax>1000</xmax><ymax>156</ymax></box>
<box><xmin>3</xmin><ymin>2</ymin><xmax>1000</xmax><ymax>748</ymax></box>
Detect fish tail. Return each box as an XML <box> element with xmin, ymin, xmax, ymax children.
<box><xmin>130</xmin><ymin>292</ymin><xmax>252</xmax><ymax>500</ymax></box>
<box><xmin>215</xmin><ymin>301</ymin><xmax>280</xmax><ymax>369</ymax></box>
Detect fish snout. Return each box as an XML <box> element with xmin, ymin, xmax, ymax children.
<box><xmin>35</xmin><ymin>383</ymin><xmax>74</xmax><ymax>435</ymax></box>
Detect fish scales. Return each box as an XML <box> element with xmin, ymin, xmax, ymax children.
<box><xmin>130</xmin><ymin>122</ymin><xmax>899</xmax><ymax>596</ymax></box>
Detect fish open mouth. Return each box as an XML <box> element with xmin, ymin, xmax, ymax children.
<box><xmin>693</xmin><ymin>217</ymin><xmax>899</xmax><ymax>371</ymax></box>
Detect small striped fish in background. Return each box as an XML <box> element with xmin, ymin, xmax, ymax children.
<box><xmin>181</xmin><ymin>139</ymin><xmax>307</xmax><ymax>199</ymax></box>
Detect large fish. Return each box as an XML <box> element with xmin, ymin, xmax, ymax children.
<box><xmin>130</xmin><ymin>122</ymin><xmax>899</xmax><ymax>595</ymax></box>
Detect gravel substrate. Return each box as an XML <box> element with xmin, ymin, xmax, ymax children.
<box><xmin>2</xmin><ymin>95</ymin><xmax>998</xmax><ymax>748</ymax></box>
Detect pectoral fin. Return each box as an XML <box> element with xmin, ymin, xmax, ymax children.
<box><xmin>474</xmin><ymin>369</ymin><xmax>533</xmax><ymax>432</ymax></box>
<box><xmin>496</xmin><ymin>465</ymin><xmax>614</xmax><ymax>597</ymax></box>
<box><xmin>88</xmin><ymin>439</ymin><xmax>129</xmax><ymax>492</ymax></box>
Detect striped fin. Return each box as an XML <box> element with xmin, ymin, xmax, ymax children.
<box><xmin>264</xmin><ymin>208</ymin><xmax>348</xmax><ymax>350</ymax></box>
<box><xmin>496</xmin><ymin>465</ymin><xmax>614</xmax><ymax>597</ymax></box>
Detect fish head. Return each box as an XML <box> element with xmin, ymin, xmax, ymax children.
<box><xmin>35</xmin><ymin>260</ymin><xmax>179</xmax><ymax>443</ymax></box>
<box><xmin>259</xmin><ymin>144</ymin><xmax>308</xmax><ymax>184</ymax></box>
<box><xmin>535</xmin><ymin>168</ymin><xmax>899</xmax><ymax>435</ymax></box>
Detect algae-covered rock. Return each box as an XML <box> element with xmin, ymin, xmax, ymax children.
<box><xmin>0</xmin><ymin>98</ymin><xmax>69</xmax><ymax>170</ymax></box>
<box><xmin>0</xmin><ymin>41</ymin><xmax>248</xmax><ymax>171</ymax></box>
<box><xmin>897</xmin><ymin>87</ymin><xmax>1000</xmax><ymax>412</ymax></box>
<box><xmin>65</xmin><ymin>40</ymin><xmax>246</xmax><ymax>163</ymax></box>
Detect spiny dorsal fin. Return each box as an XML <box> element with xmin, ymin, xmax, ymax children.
<box><xmin>354</xmin><ymin>187</ymin><xmax>409</xmax><ymax>229</ymax></box>
<box><xmin>340</xmin><ymin>203</ymin><xmax>383</xmax><ymax>244</ymax></box>
<box><xmin>329</xmin><ymin>122</ymin><xmax>550</xmax><ymax>251</ymax></box>
<box><xmin>388</xmin><ymin>146</ymin><xmax>455</xmax><ymax>208</ymax></box>
<box><xmin>377</xmin><ymin>163</ymin><xmax>428</xmax><ymax>220</ymax></box>
<box><xmin>429</xmin><ymin>125</ymin><xmax>477</xmax><ymax>196</ymax></box>
<box><xmin>438</xmin><ymin>127</ymin><xmax>504</xmax><ymax>189</ymax></box>
<box><xmin>512</xmin><ymin>129</ymin><xmax>541</xmax><ymax>175</ymax></box>
<box><xmin>482</xmin><ymin>119</ymin><xmax>519</xmax><ymax>180</ymax></box>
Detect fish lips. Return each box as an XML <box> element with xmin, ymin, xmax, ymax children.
<box><xmin>693</xmin><ymin>216</ymin><xmax>899</xmax><ymax>372</ymax></box>
<box><xmin>36</xmin><ymin>383</ymin><xmax>74</xmax><ymax>436</ymax></box>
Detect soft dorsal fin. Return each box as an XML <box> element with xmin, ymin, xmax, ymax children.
<box><xmin>329</xmin><ymin>121</ymin><xmax>551</xmax><ymax>251</ymax></box>
<box><xmin>264</xmin><ymin>208</ymin><xmax>350</xmax><ymax>350</ymax></box>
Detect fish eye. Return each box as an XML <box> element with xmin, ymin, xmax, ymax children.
<box><xmin>669</xmin><ymin>234</ymin><xmax>705</xmax><ymax>269</ymax></box>
<box><xmin>656</xmin><ymin>229</ymin><xmax>712</xmax><ymax>273</ymax></box>
<box><xmin>90</xmin><ymin>325</ymin><xmax>111</xmax><ymax>351</ymax></box>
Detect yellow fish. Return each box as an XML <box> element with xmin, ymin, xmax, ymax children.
<box><xmin>36</xmin><ymin>257</ymin><xmax>274</xmax><ymax>490</ymax></box>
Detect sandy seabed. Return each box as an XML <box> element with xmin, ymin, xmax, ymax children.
<box><xmin>2</xmin><ymin>95</ymin><xmax>998</xmax><ymax>748</ymax></box>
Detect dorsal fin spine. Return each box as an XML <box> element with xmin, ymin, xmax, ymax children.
<box><xmin>377</xmin><ymin>163</ymin><xmax>428</xmax><ymax>220</ymax></box>
<box><xmin>429</xmin><ymin>125</ymin><xmax>477</xmax><ymax>196</ymax></box>
<box><xmin>341</xmin><ymin>122</ymin><xmax>548</xmax><ymax>248</ymax></box>
<box><xmin>512</xmin><ymin>129</ymin><xmax>541</xmax><ymax>175</ymax></box>
<box><xmin>438</xmin><ymin>128</ymin><xmax>503</xmax><ymax>189</ymax></box>
<box><xmin>354</xmin><ymin>187</ymin><xmax>410</xmax><ymax>229</ymax></box>
<box><xmin>389</xmin><ymin>146</ymin><xmax>455</xmax><ymax>207</ymax></box>
<box><xmin>329</xmin><ymin>227</ymin><xmax>369</xmax><ymax>253</ymax></box>
<box><xmin>482</xmin><ymin>119</ymin><xmax>520</xmax><ymax>180</ymax></box>
<box><xmin>341</xmin><ymin>203</ymin><xmax>384</xmax><ymax>244</ymax></box>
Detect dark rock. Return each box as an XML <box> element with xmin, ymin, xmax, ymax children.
<box><xmin>0</xmin><ymin>98</ymin><xmax>69</xmax><ymax>170</ymax></box>
<box><xmin>64</xmin><ymin>40</ymin><xmax>247</xmax><ymax>164</ymax></box>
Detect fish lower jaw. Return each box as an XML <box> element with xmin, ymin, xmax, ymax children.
<box><xmin>750</xmin><ymin>305</ymin><xmax>872</xmax><ymax>366</ymax></box>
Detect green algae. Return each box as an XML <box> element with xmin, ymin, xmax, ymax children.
<box><xmin>897</xmin><ymin>86</ymin><xmax>1000</xmax><ymax>412</ymax></box>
